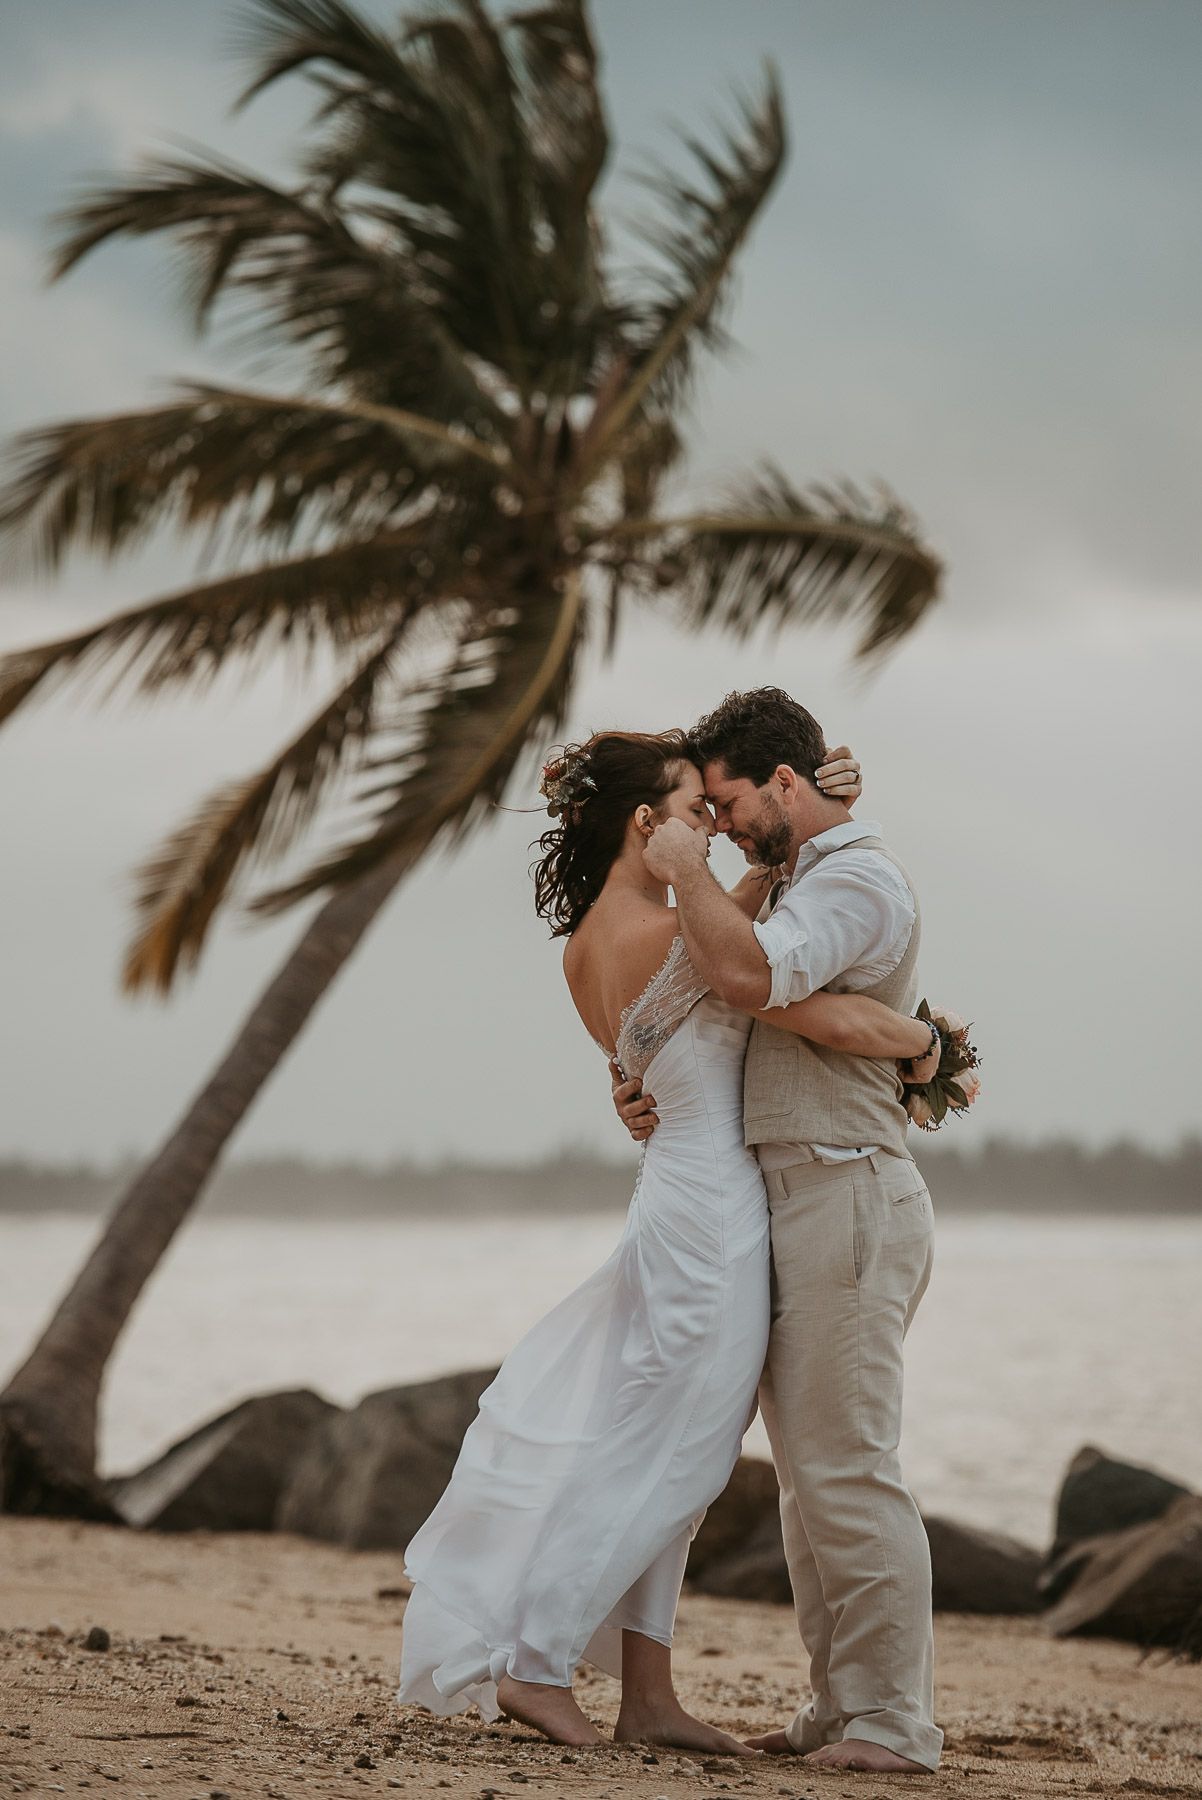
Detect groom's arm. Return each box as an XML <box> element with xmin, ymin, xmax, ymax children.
<box><xmin>644</xmin><ymin>821</ymin><xmax>774</xmax><ymax>1010</ymax></box>
<box><xmin>645</xmin><ymin>817</ymin><xmax>914</xmax><ymax>1015</ymax></box>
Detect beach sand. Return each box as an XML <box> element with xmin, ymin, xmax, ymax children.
<box><xmin>2</xmin><ymin>1518</ymin><xmax>1200</xmax><ymax>1800</ymax></box>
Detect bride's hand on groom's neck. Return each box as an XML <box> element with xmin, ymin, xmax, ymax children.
<box><xmin>816</xmin><ymin>745</ymin><xmax>863</xmax><ymax>800</ymax></box>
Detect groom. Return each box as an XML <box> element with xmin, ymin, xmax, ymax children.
<box><xmin>618</xmin><ymin>686</ymin><xmax>941</xmax><ymax>1774</ymax></box>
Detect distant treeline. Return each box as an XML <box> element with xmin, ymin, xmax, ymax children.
<box><xmin>0</xmin><ymin>1138</ymin><xmax>1199</xmax><ymax>1216</ymax></box>
<box><xmin>919</xmin><ymin>1136</ymin><xmax>1202</xmax><ymax>1213</ymax></box>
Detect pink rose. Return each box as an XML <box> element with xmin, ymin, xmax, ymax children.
<box><xmin>951</xmin><ymin>1069</ymin><xmax>981</xmax><ymax>1106</ymax></box>
<box><xmin>906</xmin><ymin>1091</ymin><xmax>933</xmax><ymax>1127</ymax></box>
<box><xmin>930</xmin><ymin>1005</ymin><xmax>964</xmax><ymax>1034</ymax></box>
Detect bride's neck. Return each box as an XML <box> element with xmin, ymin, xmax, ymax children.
<box><xmin>604</xmin><ymin>842</ymin><xmax>671</xmax><ymax>910</ymax></box>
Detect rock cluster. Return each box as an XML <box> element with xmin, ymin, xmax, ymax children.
<box><xmin>1040</xmin><ymin>1446</ymin><xmax>1202</xmax><ymax>1657</ymax></box>
<box><xmin>276</xmin><ymin>1368</ymin><xmax>497</xmax><ymax>1550</ymax></box>
<box><xmin>106</xmin><ymin>1381</ymin><xmax>1199</xmax><ymax>1652</ymax></box>
<box><xmin>110</xmin><ymin>1389</ymin><xmax>339</xmax><ymax>1532</ymax></box>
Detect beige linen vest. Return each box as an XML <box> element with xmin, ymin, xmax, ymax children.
<box><xmin>742</xmin><ymin>837</ymin><xmax>921</xmax><ymax>1161</ymax></box>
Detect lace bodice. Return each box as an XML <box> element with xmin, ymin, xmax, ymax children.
<box><xmin>612</xmin><ymin>936</ymin><xmax>710</xmax><ymax>1083</ymax></box>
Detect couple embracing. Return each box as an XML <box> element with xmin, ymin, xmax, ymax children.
<box><xmin>399</xmin><ymin>687</ymin><xmax>944</xmax><ymax>1775</ymax></box>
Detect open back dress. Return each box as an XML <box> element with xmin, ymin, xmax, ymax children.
<box><xmin>398</xmin><ymin>939</ymin><xmax>771</xmax><ymax>1717</ymax></box>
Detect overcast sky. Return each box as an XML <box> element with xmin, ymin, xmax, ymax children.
<box><xmin>1</xmin><ymin>0</ymin><xmax>1200</xmax><ymax>1168</ymax></box>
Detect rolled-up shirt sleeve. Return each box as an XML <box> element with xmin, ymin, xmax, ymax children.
<box><xmin>751</xmin><ymin>852</ymin><xmax>916</xmax><ymax>1011</ymax></box>
<box><xmin>753</xmin><ymin>911</ymin><xmax>818</xmax><ymax>1012</ymax></box>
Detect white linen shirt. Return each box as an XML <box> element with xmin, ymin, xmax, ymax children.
<box><xmin>751</xmin><ymin>818</ymin><xmax>916</xmax><ymax>1170</ymax></box>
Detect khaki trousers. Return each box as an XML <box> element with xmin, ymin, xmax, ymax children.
<box><xmin>758</xmin><ymin>1152</ymin><xmax>942</xmax><ymax>1771</ymax></box>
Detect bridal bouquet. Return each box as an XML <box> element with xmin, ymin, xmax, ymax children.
<box><xmin>903</xmin><ymin>1001</ymin><xmax>982</xmax><ymax>1131</ymax></box>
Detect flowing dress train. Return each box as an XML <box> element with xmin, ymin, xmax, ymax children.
<box><xmin>398</xmin><ymin>938</ymin><xmax>770</xmax><ymax>1719</ymax></box>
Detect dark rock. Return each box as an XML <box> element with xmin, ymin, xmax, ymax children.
<box><xmin>689</xmin><ymin>1508</ymin><xmax>792</xmax><ymax>1604</ymax></box>
<box><xmin>1053</xmin><ymin>1446</ymin><xmax>1191</xmax><ymax>1555</ymax></box>
<box><xmin>354</xmin><ymin>1756</ymin><xmax>375</xmax><ymax>1770</ymax></box>
<box><xmin>690</xmin><ymin>1465</ymin><xmax>1043</xmax><ymax>1616</ymax></box>
<box><xmin>0</xmin><ymin>1405</ymin><xmax>122</xmax><ymax>1523</ymax></box>
<box><xmin>686</xmin><ymin>1456</ymin><xmax>780</xmax><ymax>1577</ymax></box>
<box><xmin>924</xmin><ymin>1515</ymin><xmax>1042</xmax><ymax>1614</ymax></box>
<box><xmin>83</xmin><ymin>1626</ymin><xmax>110</xmax><ymax>1652</ymax></box>
<box><xmin>1043</xmin><ymin>1494</ymin><xmax>1202</xmax><ymax>1658</ymax></box>
<box><xmin>109</xmin><ymin>1389</ymin><xmax>339</xmax><ymax>1532</ymax></box>
<box><xmin>276</xmin><ymin>1368</ymin><xmax>498</xmax><ymax>1551</ymax></box>
<box><xmin>1042</xmin><ymin>1446</ymin><xmax>1195</xmax><ymax>1606</ymax></box>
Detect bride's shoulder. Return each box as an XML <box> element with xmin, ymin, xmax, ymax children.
<box><xmin>577</xmin><ymin>896</ymin><xmax>677</xmax><ymax>955</ymax></box>
<box><xmin>565</xmin><ymin>898</ymin><xmax>679</xmax><ymax>987</ymax></box>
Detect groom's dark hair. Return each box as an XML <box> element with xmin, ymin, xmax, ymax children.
<box><xmin>689</xmin><ymin>687</ymin><xmax>826</xmax><ymax>788</ymax></box>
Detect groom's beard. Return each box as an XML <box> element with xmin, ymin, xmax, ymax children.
<box><xmin>731</xmin><ymin>793</ymin><xmax>792</xmax><ymax>868</ymax></box>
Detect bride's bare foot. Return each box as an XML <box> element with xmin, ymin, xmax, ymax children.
<box><xmin>615</xmin><ymin>1700</ymin><xmax>761</xmax><ymax>1757</ymax></box>
<box><xmin>805</xmin><ymin>1740</ymin><xmax>928</xmax><ymax>1772</ymax></box>
<box><xmin>743</xmin><ymin>1729</ymin><xmax>793</xmax><ymax>1753</ymax></box>
<box><xmin>496</xmin><ymin>1674</ymin><xmax>602</xmax><ymax>1746</ymax></box>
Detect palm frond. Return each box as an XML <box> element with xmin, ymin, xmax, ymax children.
<box><xmin>236</xmin><ymin>0</ymin><xmax>609</xmax><ymax>397</ymax></box>
<box><xmin>506</xmin><ymin>1</ymin><xmax>608</xmax><ymax>370</ymax></box>
<box><xmin>234</xmin><ymin>0</ymin><xmax>413</xmax><ymax>112</ymax></box>
<box><xmin>615</xmin><ymin>414</ymin><xmax>684</xmax><ymax>522</ymax></box>
<box><xmin>255</xmin><ymin>570</ymin><xmax>583</xmax><ymax>908</ymax></box>
<box><xmin>510</xmin><ymin>2</ymin><xmax>608</xmax><ymax>220</ymax></box>
<box><xmin>51</xmin><ymin>154</ymin><xmax>497</xmax><ymax>427</ymax></box>
<box><xmin>191</xmin><ymin>381</ymin><xmax>508</xmax><ymax>464</ymax></box>
<box><xmin>582</xmin><ymin>69</ymin><xmax>785</xmax><ymax>471</ymax></box>
<box><xmin>0</xmin><ymin>384</ymin><xmax>501</xmax><ymax>569</ymax></box>
<box><xmin>610</xmin><ymin>468</ymin><xmax>943</xmax><ymax>659</ymax></box>
<box><xmin>0</xmin><ymin>536</ymin><xmax>460</xmax><ymax>724</ymax></box>
<box><xmin>122</xmin><ymin>632</ymin><xmax>402</xmax><ymax>993</ymax></box>
<box><xmin>51</xmin><ymin>154</ymin><xmax>328</xmax><ymax>319</ymax></box>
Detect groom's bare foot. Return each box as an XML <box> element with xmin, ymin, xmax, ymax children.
<box><xmin>742</xmin><ymin>1732</ymin><xmax>928</xmax><ymax>1771</ymax></box>
<box><xmin>805</xmin><ymin>1740</ymin><xmax>928</xmax><ymax>1772</ymax></box>
<box><xmin>496</xmin><ymin>1675</ymin><xmax>602</xmax><ymax>1746</ymax></box>
<box><xmin>615</xmin><ymin>1702</ymin><xmax>760</xmax><ymax>1757</ymax></box>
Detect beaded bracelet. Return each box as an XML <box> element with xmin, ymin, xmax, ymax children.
<box><xmin>905</xmin><ymin>1019</ymin><xmax>941</xmax><ymax>1074</ymax></box>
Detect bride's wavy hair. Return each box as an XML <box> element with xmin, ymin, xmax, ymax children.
<box><xmin>532</xmin><ymin>730</ymin><xmax>695</xmax><ymax>937</ymax></box>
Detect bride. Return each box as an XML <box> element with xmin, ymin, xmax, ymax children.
<box><xmin>398</xmin><ymin>729</ymin><xmax>936</xmax><ymax>1752</ymax></box>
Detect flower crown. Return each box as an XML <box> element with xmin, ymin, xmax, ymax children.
<box><xmin>539</xmin><ymin>748</ymin><xmax>597</xmax><ymax>818</ymax></box>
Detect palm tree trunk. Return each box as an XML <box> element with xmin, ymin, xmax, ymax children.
<box><xmin>0</xmin><ymin>850</ymin><xmax>415</xmax><ymax>1517</ymax></box>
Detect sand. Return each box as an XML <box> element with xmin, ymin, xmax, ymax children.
<box><xmin>2</xmin><ymin>1518</ymin><xmax>1200</xmax><ymax>1800</ymax></box>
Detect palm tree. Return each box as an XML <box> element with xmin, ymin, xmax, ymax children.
<box><xmin>0</xmin><ymin>0</ymin><xmax>942</xmax><ymax>1516</ymax></box>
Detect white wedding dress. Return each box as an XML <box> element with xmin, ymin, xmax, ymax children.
<box><xmin>398</xmin><ymin>938</ymin><xmax>770</xmax><ymax>1719</ymax></box>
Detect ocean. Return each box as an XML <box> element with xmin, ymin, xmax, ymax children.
<box><xmin>2</xmin><ymin>1210</ymin><xmax>1199</xmax><ymax>1548</ymax></box>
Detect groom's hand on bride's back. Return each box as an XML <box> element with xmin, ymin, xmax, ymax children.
<box><xmin>610</xmin><ymin>1059</ymin><xmax>659</xmax><ymax>1140</ymax></box>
